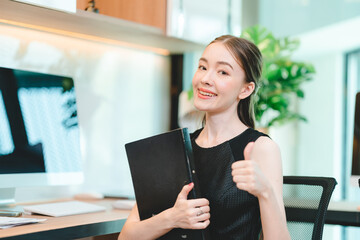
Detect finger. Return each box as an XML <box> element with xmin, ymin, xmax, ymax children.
<box><xmin>199</xmin><ymin>205</ymin><xmax>210</xmax><ymax>213</ymax></box>
<box><xmin>235</xmin><ymin>182</ymin><xmax>254</xmax><ymax>192</ymax></box>
<box><xmin>187</xmin><ymin>198</ymin><xmax>209</xmax><ymax>208</ymax></box>
<box><xmin>177</xmin><ymin>182</ymin><xmax>194</xmax><ymax>200</ymax></box>
<box><xmin>244</xmin><ymin>142</ymin><xmax>254</xmax><ymax>160</ymax></box>
<box><xmin>233</xmin><ymin>175</ymin><xmax>253</xmax><ymax>184</ymax></box>
<box><xmin>231</xmin><ymin>166</ymin><xmax>255</xmax><ymax>176</ymax></box>
<box><xmin>231</xmin><ymin>160</ymin><xmax>252</xmax><ymax>169</ymax></box>
<box><xmin>232</xmin><ymin>169</ymin><xmax>250</xmax><ymax>178</ymax></box>
<box><xmin>192</xmin><ymin>219</ymin><xmax>210</xmax><ymax>229</ymax></box>
<box><xmin>196</xmin><ymin>212</ymin><xmax>211</xmax><ymax>222</ymax></box>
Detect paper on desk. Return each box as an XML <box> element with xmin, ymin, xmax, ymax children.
<box><xmin>0</xmin><ymin>216</ymin><xmax>46</xmax><ymax>229</ymax></box>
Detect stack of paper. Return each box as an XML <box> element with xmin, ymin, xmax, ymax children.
<box><xmin>0</xmin><ymin>217</ymin><xmax>46</xmax><ymax>229</ymax></box>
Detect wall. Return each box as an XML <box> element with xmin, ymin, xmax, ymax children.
<box><xmin>259</xmin><ymin>0</ymin><xmax>360</xmax><ymax>37</ymax></box>
<box><xmin>296</xmin><ymin>53</ymin><xmax>343</xmax><ymax>190</ymax></box>
<box><xmin>0</xmin><ymin>24</ymin><xmax>170</xmax><ymax>201</ymax></box>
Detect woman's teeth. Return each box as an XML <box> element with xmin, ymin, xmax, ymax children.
<box><xmin>199</xmin><ymin>90</ymin><xmax>217</xmax><ymax>97</ymax></box>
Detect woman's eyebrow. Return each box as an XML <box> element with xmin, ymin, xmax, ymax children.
<box><xmin>217</xmin><ymin>61</ymin><xmax>233</xmax><ymax>70</ymax></box>
<box><xmin>199</xmin><ymin>58</ymin><xmax>233</xmax><ymax>70</ymax></box>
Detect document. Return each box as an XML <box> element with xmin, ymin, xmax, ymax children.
<box><xmin>0</xmin><ymin>216</ymin><xmax>46</xmax><ymax>229</ymax></box>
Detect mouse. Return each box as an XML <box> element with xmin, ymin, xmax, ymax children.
<box><xmin>73</xmin><ymin>192</ymin><xmax>104</xmax><ymax>200</ymax></box>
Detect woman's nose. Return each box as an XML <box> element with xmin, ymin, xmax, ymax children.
<box><xmin>200</xmin><ymin>71</ymin><xmax>213</xmax><ymax>85</ymax></box>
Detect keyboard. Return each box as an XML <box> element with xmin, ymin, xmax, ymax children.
<box><xmin>23</xmin><ymin>201</ymin><xmax>106</xmax><ymax>217</ymax></box>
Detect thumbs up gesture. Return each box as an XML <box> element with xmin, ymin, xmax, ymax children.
<box><xmin>231</xmin><ymin>142</ymin><xmax>270</xmax><ymax>198</ymax></box>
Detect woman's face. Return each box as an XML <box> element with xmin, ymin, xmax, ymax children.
<box><xmin>192</xmin><ymin>42</ymin><xmax>249</xmax><ymax>115</ymax></box>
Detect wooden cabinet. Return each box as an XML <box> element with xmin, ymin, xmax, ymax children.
<box><xmin>1</xmin><ymin>0</ymin><xmax>204</xmax><ymax>55</ymax></box>
<box><xmin>77</xmin><ymin>0</ymin><xmax>166</xmax><ymax>33</ymax></box>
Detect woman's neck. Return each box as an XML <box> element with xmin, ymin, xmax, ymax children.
<box><xmin>196</xmin><ymin>112</ymin><xmax>248</xmax><ymax>148</ymax></box>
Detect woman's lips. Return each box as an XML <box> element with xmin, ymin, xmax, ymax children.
<box><xmin>198</xmin><ymin>88</ymin><xmax>217</xmax><ymax>99</ymax></box>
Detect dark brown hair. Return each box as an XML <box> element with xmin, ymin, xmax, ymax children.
<box><xmin>209</xmin><ymin>35</ymin><xmax>262</xmax><ymax>128</ymax></box>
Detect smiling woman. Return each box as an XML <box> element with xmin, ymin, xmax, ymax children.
<box><xmin>118</xmin><ymin>35</ymin><xmax>290</xmax><ymax>240</ymax></box>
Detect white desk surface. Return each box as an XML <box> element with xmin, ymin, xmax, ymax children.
<box><xmin>328</xmin><ymin>200</ymin><xmax>360</xmax><ymax>212</ymax></box>
<box><xmin>0</xmin><ymin>199</ymin><xmax>131</xmax><ymax>239</ymax></box>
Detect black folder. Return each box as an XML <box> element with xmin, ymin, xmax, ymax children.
<box><xmin>125</xmin><ymin>128</ymin><xmax>210</xmax><ymax>240</ymax></box>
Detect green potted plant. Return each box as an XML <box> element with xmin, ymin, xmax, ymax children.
<box><xmin>186</xmin><ymin>25</ymin><xmax>315</xmax><ymax>130</ymax></box>
<box><xmin>241</xmin><ymin>25</ymin><xmax>315</xmax><ymax>129</ymax></box>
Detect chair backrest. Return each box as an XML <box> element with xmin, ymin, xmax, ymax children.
<box><xmin>283</xmin><ymin>176</ymin><xmax>337</xmax><ymax>240</ymax></box>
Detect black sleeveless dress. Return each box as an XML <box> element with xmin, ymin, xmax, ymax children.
<box><xmin>191</xmin><ymin>128</ymin><xmax>268</xmax><ymax>240</ymax></box>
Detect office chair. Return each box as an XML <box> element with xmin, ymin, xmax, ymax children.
<box><xmin>283</xmin><ymin>176</ymin><xmax>337</xmax><ymax>240</ymax></box>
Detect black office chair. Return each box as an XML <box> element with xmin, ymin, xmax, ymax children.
<box><xmin>283</xmin><ymin>176</ymin><xmax>337</xmax><ymax>240</ymax></box>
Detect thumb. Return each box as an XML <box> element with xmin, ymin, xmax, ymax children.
<box><xmin>177</xmin><ymin>182</ymin><xmax>194</xmax><ymax>200</ymax></box>
<box><xmin>244</xmin><ymin>142</ymin><xmax>254</xmax><ymax>160</ymax></box>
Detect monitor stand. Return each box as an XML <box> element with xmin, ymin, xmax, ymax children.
<box><xmin>0</xmin><ymin>187</ymin><xmax>24</xmax><ymax>212</ymax></box>
<box><xmin>0</xmin><ymin>187</ymin><xmax>15</xmax><ymax>206</ymax></box>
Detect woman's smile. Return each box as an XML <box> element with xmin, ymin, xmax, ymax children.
<box><xmin>198</xmin><ymin>88</ymin><xmax>218</xmax><ymax>99</ymax></box>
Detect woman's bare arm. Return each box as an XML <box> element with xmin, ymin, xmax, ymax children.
<box><xmin>232</xmin><ymin>138</ymin><xmax>290</xmax><ymax>240</ymax></box>
<box><xmin>118</xmin><ymin>183</ymin><xmax>210</xmax><ymax>240</ymax></box>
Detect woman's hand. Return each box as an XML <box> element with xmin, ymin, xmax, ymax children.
<box><xmin>231</xmin><ymin>142</ymin><xmax>272</xmax><ymax>199</ymax></box>
<box><xmin>169</xmin><ymin>183</ymin><xmax>210</xmax><ymax>229</ymax></box>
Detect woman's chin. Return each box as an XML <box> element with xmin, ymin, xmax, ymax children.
<box><xmin>193</xmin><ymin>102</ymin><xmax>208</xmax><ymax>112</ymax></box>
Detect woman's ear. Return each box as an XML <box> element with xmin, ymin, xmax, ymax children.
<box><xmin>238</xmin><ymin>82</ymin><xmax>255</xmax><ymax>100</ymax></box>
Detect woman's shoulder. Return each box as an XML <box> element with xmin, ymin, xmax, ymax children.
<box><xmin>252</xmin><ymin>135</ymin><xmax>279</xmax><ymax>155</ymax></box>
<box><xmin>246</xmin><ymin>128</ymin><xmax>278</xmax><ymax>153</ymax></box>
<box><xmin>228</xmin><ymin>127</ymin><xmax>269</xmax><ymax>145</ymax></box>
<box><xmin>228</xmin><ymin>128</ymin><xmax>273</xmax><ymax>160</ymax></box>
<box><xmin>245</xmin><ymin>128</ymin><xmax>270</xmax><ymax>141</ymax></box>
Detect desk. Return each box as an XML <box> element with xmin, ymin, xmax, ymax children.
<box><xmin>2</xmin><ymin>199</ymin><xmax>358</xmax><ymax>239</ymax></box>
<box><xmin>325</xmin><ymin>201</ymin><xmax>360</xmax><ymax>227</ymax></box>
<box><xmin>0</xmin><ymin>199</ymin><xmax>131</xmax><ymax>240</ymax></box>
<box><xmin>285</xmin><ymin>200</ymin><xmax>360</xmax><ymax>227</ymax></box>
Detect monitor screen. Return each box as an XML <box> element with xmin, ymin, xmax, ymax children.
<box><xmin>0</xmin><ymin>67</ymin><xmax>83</xmax><ymax>205</ymax></box>
<box><xmin>351</xmin><ymin>92</ymin><xmax>360</xmax><ymax>187</ymax></box>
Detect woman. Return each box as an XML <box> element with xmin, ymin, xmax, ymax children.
<box><xmin>118</xmin><ymin>35</ymin><xmax>290</xmax><ymax>240</ymax></box>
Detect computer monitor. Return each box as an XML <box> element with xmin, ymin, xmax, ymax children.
<box><xmin>351</xmin><ymin>92</ymin><xmax>360</xmax><ymax>187</ymax></box>
<box><xmin>0</xmin><ymin>67</ymin><xmax>83</xmax><ymax>205</ymax></box>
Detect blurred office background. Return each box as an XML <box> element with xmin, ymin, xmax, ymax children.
<box><xmin>1</xmin><ymin>0</ymin><xmax>360</xmax><ymax>239</ymax></box>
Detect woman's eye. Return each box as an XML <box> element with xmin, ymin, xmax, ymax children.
<box><xmin>198</xmin><ymin>65</ymin><xmax>206</xmax><ymax>70</ymax></box>
<box><xmin>219</xmin><ymin>70</ymin><xmax>228</xmax><ymax>75</ymax></box>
